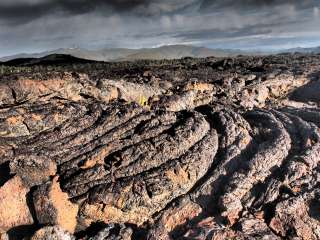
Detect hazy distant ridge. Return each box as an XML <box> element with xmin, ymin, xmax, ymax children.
<box><xmin>1</xmin><ymin>45</ymin><xmax>319</xmax><ymax>62</ymax></box>
<box><xmin>0</xmin><ymin>45</ymin><xmax>255</xmax><ymax>62</ymax></box>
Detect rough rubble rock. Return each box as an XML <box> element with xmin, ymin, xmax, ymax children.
<box><xmin>0</xmin><ymin>176</ymin><xmax>33</xmax><ymax>231</ymax></box>
<box><xmin>9</xmin><ymin>155</ymin><xmax>57</xmax><ymax>187</ymax></box>
<box><xmin>270</xmin><ymin>194</ymin><xmax>320</xmax><ymax>239</ymax></box>
<box><xmin>191</xmin><ymin>107</ymin><xmax>252</xmax><ymax>208</ymax></box>
<box><xmin>80</xmin><ymin>128</ymin><xmax>218</xmax><ymax>226</ymax></box>
<box><xmin>0</xmin><ymin>55</ymin><xmax>320</xmax><ymax>239</ymax></box>
<box><xmin>152</xmin><ymin>90</ymin><xmax>213</xmax><ymax>112</ymax></box>
<box><xmin>98</xmin><ymin>79</ymin><xmax>165</xmax><ymax>103</ymax></box>
<box><xmin>31</xmin><ymin>226</ymin><xmax>75</xmax><ymax>240</ymax></box>
<box><xmin>85</xmin><ymin>224</ymin><xmax>132</xmax><ymax>240</ymax></box>
<box><xmin>238</xmin><ymin>73</ymin><xmax>309</xmax><ymax>109</ymax></box>
<box><xmin>33</xmin><ymin>177</ymin><xmax>79</xmax><ymax>233</ymax></box>
<box><xmin>0</xmin><ymin>73</ymin><xmax>166</xmax><ymax>109</ymax></box>
<box><xmin>173</xmin><ymin>215</ymin><xmax>280</xmax><ymax>240</ymax></box>
<box><xmin>219</xmin><ymin>110</ymin><xmax>291</xmax><ymax>224</ymax></box>
<box><xmin>281</xmin><ymin>106</ymin><xmax>320</xmax><ymax>127</ymax></box>
<box><xmin>146</xmin><ymin>197</ymin><xmax>203</xmax><ymax>240</ymax></box>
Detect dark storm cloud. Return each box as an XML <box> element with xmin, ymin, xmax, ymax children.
<box><xmin>0</xmin><ymin>0</ymin><xmax>145</xmax><ymax>24</ymax></box>
<box><xmin>4</xmin><ymin>0</ymin><xmax>315</xmax><ymax>25</ymax></box>
<box><xmin>0</xmin><ymin>0</ymin><xmax>320</xmax><ymax>56</ymax></box>
<box><xmin>200</xmin><ymin>0</ymin><xmax>318</xmax><ymax>11</ymax></box>
<box><xmin>0</xmin><ymin>0</ymin><xmax>199</xmax><ymax>25</ymax></box>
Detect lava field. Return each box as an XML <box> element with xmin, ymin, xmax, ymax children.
<box><xmin>0</xmin><ymin>54</ymin><xmax>320</xmax><ymax>239</ymax></box>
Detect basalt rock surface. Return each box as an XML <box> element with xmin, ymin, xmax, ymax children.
<box><xmin>0</xmin><ymin>54</ymin><xmax>320</xmax><ymax>239</ymax></box>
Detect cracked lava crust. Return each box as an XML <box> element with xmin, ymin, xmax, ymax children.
<box><xmin>0</xmin><ymin>54</ymin><xmax>320</xmax><ymax>239</ymax></box>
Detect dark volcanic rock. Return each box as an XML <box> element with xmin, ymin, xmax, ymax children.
<box><xmin>0</xmin><ymin>54</ymin><xmax>320</xmax><ymax>239</ymax></box>
<box><xmin>84</xmin><ymin>224</ymin><xmax>132</xmax><ymax>240</ymax></box>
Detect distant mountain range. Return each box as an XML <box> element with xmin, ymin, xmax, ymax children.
<box><xmin>283</xmin><ymin>46</ymin><xmax>320</xmax><ymax>54</ymax></box>
<box><xmin>0</xmin><ymin>45</ymin><xmax>260</xmax><ymax>63</ymax></box>
<box><xmin>0</xmin><ymin>45</ymin><xmax>319</xmax><ymax>63</ymax></box>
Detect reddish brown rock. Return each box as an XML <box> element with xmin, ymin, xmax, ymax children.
<box><xmin>147</xmin><ymin>198</ymin><xmax>203</xmax><ymax>240</ymax></box>
<box><xmin>270</xmin><ymin>196</ymin><xmax>320</xmax><ymax>240</ymax></box>
<box><xmin>33</xmin><ymin>177</ymin><xmax>79</xmax><ymax>233</ymax></box>
<box><xmin>30</xmin><ymin>226</ymin><xmax>74</xmax><ymax>240</ymax></box>
<box><xmin>0</xmin><ymin>176</ymin><xmax>33</xmax><ymax>231</ymax></box>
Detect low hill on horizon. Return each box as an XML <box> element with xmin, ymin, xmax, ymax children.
<box><xmin>1</xmin><ymin>54</ymin><xmax>98</xmax><ymax>66</ymax></box>
<box><xmin>0</xmin><ymin>45</ymin><xmax>261</xmax><ymax>63</ymax></box>
<box><xmin>1</xmin><ymin>45</ymin><xmax>319</xmax><ymax>64</ymax></box>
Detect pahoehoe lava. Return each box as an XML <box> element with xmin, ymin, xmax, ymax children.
<box><xmin>0</xmin><ymin>54</ymin><xmax>319</xmax><ymax>239</ymax></box>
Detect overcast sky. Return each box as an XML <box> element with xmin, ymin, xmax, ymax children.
<box><xmin>0</xmin><ymin>0</ymin><xmax>320</xmax><ymax>56</ymax></box>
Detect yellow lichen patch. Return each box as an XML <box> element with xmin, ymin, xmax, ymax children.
<box><xmin>138</xmin><ymin>95</ymin><xmax>148</xmax><ymax>107</ymax></box>
<box><xmin>165</xmin><ymin>166</ymin><xmax>190</xmax><ymax>186</ymax></box>
<box><xmin>49</xmin><ymin>177</ymin><xmax>79</xmax><ymax>233</ymax></box>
